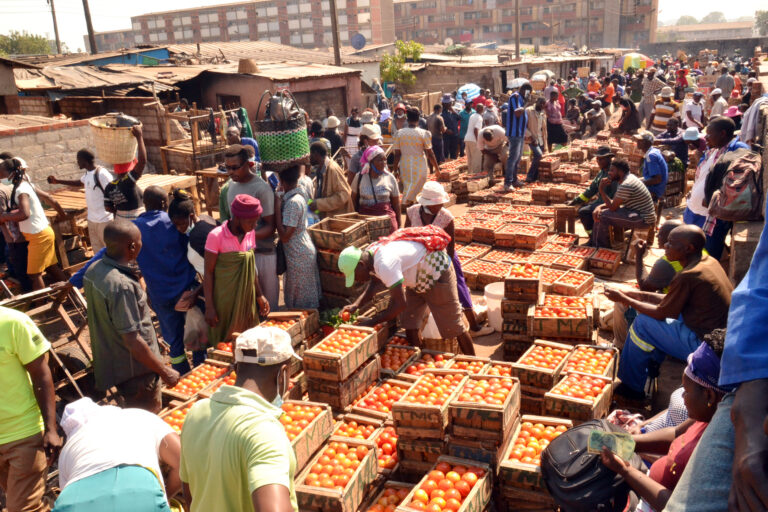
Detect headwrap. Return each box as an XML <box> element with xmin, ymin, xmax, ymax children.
<box><xmin>230</xmin><ymin>193</ymin><xmax>263</xmax><ymax>219</ymax></box>
<box><xmin>684</xmin><ymin>343</ymin><xmax>735</xmax><ymax>394</ymax></box>
<box><xmin>360</xmin><ymin>145</ymin><xmax>386</xmax><ymax>175</ymax></box>
<box><xmin>60</xmin><ymin>397</ymin><xmax>103</xmax><ymax>437</ymax></box>
<box><xmin>379</xmin><ymin>109</ymin><xmax>391</xmax><ymax>122</ymax></box>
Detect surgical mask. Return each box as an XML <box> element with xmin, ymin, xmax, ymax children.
<box><xmin>396</xmin><ymin>113</ymin><xmax>405</xmax><ymax>119</ymax></box>
<box><xmin>0</xmin><ymin>178</ymin><xmax>11</xmax><ymax>186</ymax></box>
<box><xmin>272</xmin><ymin>368</ymin><xmax>286</xmax><ymax>408</ymax></box>
<box><xmin>185</xmin><ymin>222</ymin><xmax>195</xmax><ymax>235</ymax></box>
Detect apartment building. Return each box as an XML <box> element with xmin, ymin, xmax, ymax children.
<box><xmin>87</xmin><ymin>29</ymin><xmax>136</xmax><ymax>52</ymax></box>
<box><xmin>657</xmin><ymin>21</ymin><xmax>756</xmax><ymax>42</ymax></box>
<box><xmin>118</xmin><ymin>0</ymin><xmax>394</xmax><ymax>49</ymax></box>
<box><xmin>393</xmin><ymin>0</ymin><xmax>658</xmax><ymax>49</ymax></box>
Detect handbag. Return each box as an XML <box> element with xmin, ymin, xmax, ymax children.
<box><xmin>276</xmin><ymin>241</ymin><xmax>287</xmax><ymax>275</ymax></box>
<box><xmin>253</xmin><ymin>89</ymin><xmax>310</xmax><ymax>172</ymax></box>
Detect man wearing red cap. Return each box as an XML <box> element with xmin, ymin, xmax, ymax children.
<box><xmin>103</xmin><ymin>125</ymin><xmax>147</xmax><ymax>220</ymax></box>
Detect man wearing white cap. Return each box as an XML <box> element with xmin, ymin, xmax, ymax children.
<box><xmin>180</xmin><ymin>326</ymin><xmax>300</xmax><ymax>512</ymax></box>
<box><xmin>681</xmin><ymin>91</ymin><xmax>706</xmax><ymax>130</ymax></box>
<box><xmin>648</xmin><ymin>86</ymin><xmax>679</xmax><ymax>134</ymax></box>
<box><xmin>709</xmin><ymin>88</ymin><xmax>728</xmax><ymax>118</ymax></box>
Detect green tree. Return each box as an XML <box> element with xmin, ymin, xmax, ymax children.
<box><xmin>395</xmin><ymin>40</ymin><xmax>423</xmax><ymax>62</ymax></box>
<box><xmin>676</xmin><ymin>15</ymin><xmax>698</xmax><ymax>25</ymax></box>
<box><xmin>700</xmin><ymin>11</ymin><xmax>726</xmax><ymax>24</ymax></box>
<box><xmin>757</xmin><ymin>11</ymin><xmax>768</xmax><ymax>36</ymax></box>
<box><xmin>0</xmin><ymin>30</ymin><xmax>52</xmax><ymax>56</ymax></box>
<box><xmin>380</xmin><ymin>40</ymin><xmax>424</xmax><ymax>87</ymax></box>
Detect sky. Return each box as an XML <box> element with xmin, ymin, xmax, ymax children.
<box><xmin>0</xmin><ymin>0</ymin><xmax>765</xmax><ymax>53</ymax></box>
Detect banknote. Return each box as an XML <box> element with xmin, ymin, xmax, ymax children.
<box><xmin>587</xmin><ymin>429</ymin><xmax>636</xmax><ymax>461</ymax></box>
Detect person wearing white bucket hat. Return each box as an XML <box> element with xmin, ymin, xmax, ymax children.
<box><xmin>405</xmin><ymin>182</ymin><xmax>494</xmax><ymax>337</ymax></box>
<box><xmin>180</xmin><ymin>326</ymin><xmax>300</xmax><ymax>512</ymax></box>
<box><xmin>648</xmin><ymin>86</ymin><xmax>679</xmax><ymax>134</ymax></box>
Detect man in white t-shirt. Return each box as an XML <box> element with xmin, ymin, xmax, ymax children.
<box><xmin>53</xmin><ymin>397</ymin><xmax>181</xmax><ymax>510</ymax></box>
<box><xmin>681</xmin><ymin>91</ymin><xmax>706</xmax><ymax>130</ymax></box>
<box><xmin>463</xmin><ymin>103</ymin><xmax>485</xmax><ymax>174</ymax></box>
<box><xmin>48</xmin><ymin>149</ymin><xmax>114</xmax><ymax>252</ymax></box>
<box><xmin>338</xmin><ymin>235</ymin><xmax>477</xmax><ymax>355</ymax></box>
<box><xmin>709</xmin><ymin>88</ymin><xmax>728</xmax><ymax>118</ymax></box>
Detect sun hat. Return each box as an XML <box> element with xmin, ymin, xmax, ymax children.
<box><xmin>338</xmin><ymin>245</ymin><xmax>363</xmax><ymax>287</ymax></box>
<box><xmin>360</xmin><ymin>110</ymin><xmax>376</xmax><ymax>124</ymax></box>
<box><xmin>594</xmin><ymin>146</ymin><xmax>615</xmax><ymax>158</ymax></box>
<box><xmin>235</xmin><ymin>326</ymin><xmax>300</xmax><ymax>365</ymax></box>
<box><xmin>326</xmin><ymin>115</ymin><xmax>340</xmax><ymax>128</ymax></box>
<box><xmin>724</xmin><ymin>105</ymin><xmax>741</xmax><ymax>118</ymax></box>
<box><xmin>230</xmin><ymin>194</ymin><xmax>263</xmax><ymax>219</ymax></box>
<box><xmin>441</xmin><ymin>93</ymin><xmax>453</xmax><ymax>103</ymax></box>
<box><xmin>416</xmin><ymin>181</ymin><xmax>450</xmax><ymax>206</ymax></box>
<box><xmin>683</xmin><ymin>127</ymin><xmax>701</xmax><ymax>141</ymax></box>
<box><xmin>660</xmin><ymin>86</ymin><xmax>673</xmax><ymax>98</ymax></box>
<box><xmin>360</xmin><ymin>123</ymin><xmax>382</xmax><ymax>141</ymax></box>
<box><xmin>634</xmin><ymin>132</ymin><xmax>655</xmax><ymax>144</ymax></box>
<box><xmin>711</xmin><ymin>88</ymin><xmax>722</xmax><ymax>96</ymax></box>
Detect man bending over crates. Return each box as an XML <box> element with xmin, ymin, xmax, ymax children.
<box><xmin>338</xmin><ymin>225</ymin><xmax>476</xmax><ymax>355</ymax></box>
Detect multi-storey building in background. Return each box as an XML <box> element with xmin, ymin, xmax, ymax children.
<box><xmin>394</xmin><ymin>0</ymin><xmax>658</xmax><ymax>48</ymax></box>
<box><xmin>87</xmin><ymin>29</ymin><xmax>136</xmax><ymax>53</ymax></box>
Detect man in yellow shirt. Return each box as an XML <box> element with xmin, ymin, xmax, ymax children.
<box><xmin>0</xmin><ymin>306</ymin><xmax>61</xmax><ymax>512</ymax></box>
<box><xmin>180</xmin><ymin>326</ymin><xmax>300</xmax><ymax>512</ymax></box>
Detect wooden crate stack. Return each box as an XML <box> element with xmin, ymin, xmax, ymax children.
<box><xmin>309</xmin><ymin>218</ymin><xmax>368</xmax><ymax>304</ymax></box>
<box><xmin>500</xmin><ymin>265</ymin><xmax>542</xmax><ymax>360</ymax></box>
<box><xmin>509</xmin><ymin>339</ymin><xmax>574</xmax><ymax>415</ymax></box>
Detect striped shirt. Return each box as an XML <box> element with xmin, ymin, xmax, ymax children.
<box><xmin>651</xmin><ymin>100</ymin><xmax>679</xmax><ymax>131</ymax></box>
<box><xmin>615</xmin><ymin>174</ymin><xmax>656</xmax><ymax>224</ymax></box>
<box><xmin>506</xmin><ymin>93</ymin><xmax>527</xmax><ymax>138</ymax></box>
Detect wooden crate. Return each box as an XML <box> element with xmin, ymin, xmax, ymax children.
<box><xmin>161</xmin><ymin>359</ymin><xmax>231</xmax><ymax>406</ymax></box>
<box><xmin>504</xmin><ymin>265</ymin><xmax>542</xmax><ymax>302</ymax></box>
<box><xmin>369</xmin><ymin>426</ymin><xmax>400</xmax><ymax>476</ymax></box>
<box><xmin>303</xmin><ymin>325</ymin><xmax>378</xmax><ymax>381</ymax></box>
<box><xmin>543</xmin><ymin>372</ymin><xmax>614</xmax><ymax>423</ymax></box>
<box><xmin>458</xmin><ymin>242</ymin><xmax>493</xmax><ymax>260</ymax></box>
<box><xmin>476</xmin><ymin>261</ymin><xmax>514</xmax><ymax>289</ymax></box>
<box><xmin>503</xmin><ymin>339</ymin><xmax>533</xmax><ymax>362</ymax></box>
<box><xmin>449</xmin><ymin>375</ymin><xmax>521</xmax><ymax>442</ymax></box>
<box><xmin>308</xmin><ymin>217</ymin><xmax>368</xmax><ymax>250</ymax></box>
<box><xmin>391</xmin><ymin>370</ymin><xmax>468</xmax><ymax>439</ymax></box>
<box><xmin>295</xmin><ymin>437</ymin><xmax>378</xmax><ymax>512</ymax></box>
<box><xmin>567</xmin><ymin>245</ymin><xmax>597</xmax><ymax>258</ymax></box>
<box><xmin>288</xmin><ymin>342</ymin><xmax>306</xmax><ymax>377</ymax></box>
<box><xmin>460</xmin><ymin>260</ymin><xmax>481</xmax><ymax>290</ymax></box>
<box><xmin>588</xmin><ymin>248</ymin><xmax>622</xmax><ymax>277</ymax></box>
<box><xmin>285</xmin><ymin>399</ymin><xmax>334</xmax><ymax>472</ymax></box>
<box><xmin>422</xmin><ymin>337</ymin><xmax>460</xmax><ymax>354</ymax></box>
<box><xmin>539</xmin><ymin>267</ymin><xmax>566</xmax><ymax>294</ymax></box>
<box><xmin>332</xmin><ymin>413</ymin><xmax>384</xmax><ymax>442</ymax></box>
<box><xmin>498</xmin><ymin>415</ymin><xmax>573</xmax><ymax>492</ymax></box>
<box><xmin>551</xmin><ymin>269</ymin><xmax>595</xmax><ymax>297</ymax></box>
<box><xmin>481</xmin><ymin>360</ymin><xmax>515</xmax><ymax>377</ymax></box>
<box><xmin>563</xmin><ymin>344</ymin><xmax>619</xmax><ymax>379</ymax></box>
<box><xmin>317</xmin><ymin>247</ymin><xmax>342</xmax><ymax>271</ymax></box>
<box><xmin>502</xmin><ymin>319</ymin><xmax>529</xmax><ymax>339</ymax></box>
<box><xmin>307</xmin><ymin>355</ymin><xmax>381</xmax><ymax>411</ymax></box>
<box><xmin>510</xmin><ymin>340</ymin><xmax>574</xmax><ymax>389</ymax></box>
<box><xmin>395</xmin><ymin>456</ymin><xmax>492</xmax><ymax>512</ymax></box>
<box><xmin>397</xmin><ymin>437</ymin><xmax>446</xmax><ymax>465</ymax></box>
<box><xmin>527</xmin><ymin>251</ymin><xmax>561</xmax><ymax>267</ymax></box>
<box><xmin>360</xmin><ymin>481</ymin><xmax>414</xmax><ymax>512</ymax></box>
<box><xmin>551</xmin><ymin>253</ymin><xmax>587</xmax><ymax>271</ymax></box>
<box><xmin>448</xmin><ymin>355</ymin><xmax>491</xmax><ymax>375</ymax></box>
<box><xmin>334</xmin><ymin>212</ymin><xmax>391</xmax><ymax>242</ymax></box>
<box><xmin>501</xmin><ymin>298</ymin><xmax>537</xmax><ymax>321</ymax></box>
<box><xmin>519</xmin><ymin>384</ymin><xmax>546</xmax><ymax>415</ymax></box>
<box><xmin>320</xmin><ymin>269</ymin><xmax>363</xmax><ymax>296</ymax></box>
<box><xmin>260</xmin><ymin>311</ymin><xmax>304</xmax><ymax>344</ymax></box>
<box><xmin>351</xmin><ymin>379</ymin><xmax>416</xmax><ymax>421</ymax></box>
<box><xmin>207</xmin><ymin>343</ymin><xmax>233</xmax><ymax>363</ymax></box>
<box><xmin>447</xmin><ymin>415</ymin><xmax>519</xmax><ymax>471</ymax></box>
<box><xmin>379</xmin><ymin>344</ymin><xmax>421</xmax><ymax>377</ymax></box>
<box><xmin>529</xmin><ymin>306</ymin><xmax>592</xmax><ymax>340</ymax></box>
<box><xmin>288</xmin><ymin>371</ymin><xmax>307</xmax><ymax>399</ymax></box>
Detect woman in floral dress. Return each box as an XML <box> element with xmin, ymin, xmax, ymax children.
<box><xmin>393</xmin><ymin>108</ymin><xmax>440</xmax><ymax>206</ymax></box>
<box><xmin>275</xmin><ymin>165</ymin><xmax>321</xmax><ymax>308</ymax></box>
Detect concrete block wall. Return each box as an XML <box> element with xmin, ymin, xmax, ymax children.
<box><xmin>18</xmin><ymin>97</ymin><xmax>52</xmax><ymax>117</ymax></box>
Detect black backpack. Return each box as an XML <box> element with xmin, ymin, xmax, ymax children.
<box><xmin>540</xmin><ymin>419</ymin><xmax>644</xmax><ymax>512</ymax></box>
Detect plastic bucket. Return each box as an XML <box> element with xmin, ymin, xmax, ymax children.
<box><xmin>484</xmin><ymin>282</ymin><xmax>505</xmax><ymax>332</ymax></box>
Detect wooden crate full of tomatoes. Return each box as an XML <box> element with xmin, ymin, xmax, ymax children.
<box><xmin>448</xmin><ymin>375</ymin><xmax>521</xmax><ymax>442</ymax></box>
<box><xmin>543</xmin><ymin>372</ymin><xmax>614</xmax><ymax>423</ymax></box>
<box><xmin>303</xmin><ymin>325</ymin><xmax>378</xmax><ymax>381</ymax></box>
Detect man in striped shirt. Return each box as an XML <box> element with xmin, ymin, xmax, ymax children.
<box><xmin>591</xmin><ymin>159</ymin><xmax>656</xmax><ymax>248</ymax></box>
<box><xmin>504</xmin><ymin>84</ymin><xmax>531</xmax><ymax>191</ymax></box>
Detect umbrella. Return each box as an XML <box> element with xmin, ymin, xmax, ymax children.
<box><xmin>616</xmin><ymin>53</ymin><xmax>654</xmax><ymax>71</ymax></box>
<box><xmin>458</xmin><ymin>83</ymin><xmax>481</xmax><ymax>101</ymax></box>
<box><xmin>507</xmin><ymin>77</ymin><xmax>530</xmax><ymax>90</ymax></box>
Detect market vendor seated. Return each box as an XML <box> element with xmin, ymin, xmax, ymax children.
<box><xmin>604</xmin><ymin>225</ymin><xmax>733</xmax><ymax>399</ymax></box>
<box><xmin>568</xmin><ymin>146</ymin><xmax>618</xmax><ymax>237</ymax></box>
<box><xmin>338</xmin><ymin>226</ymin><xmax>476</xmax><ymax>355</ymax></box>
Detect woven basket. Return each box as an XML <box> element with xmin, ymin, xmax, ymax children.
<box><xmin>253</xmin><ymin>90</ymin><xmax>310</xmax><ymax>172</ymax></box>
<box><xmin>88</xmin><ymin>115</ymin><xmax>140</xmax><ymax>164</ymax></box>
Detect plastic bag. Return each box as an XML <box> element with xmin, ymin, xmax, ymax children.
<box><xmin>184</xmin><ymin>306</ymin><xmax>208</xmax><ymax>351</ymax></box>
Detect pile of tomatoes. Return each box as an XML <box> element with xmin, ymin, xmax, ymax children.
<box><xmin>313</xmin><ymin>328</ymin><xmax>369</xmax><ymax>355</ymax></box>
<box><xmin>279</xmin><ymin>402</ymin><xmax>324</xmax><ymax>441</ymax></box>
<box><xmin>408</xmin><ymin>462</ymin><xmax>485</xmax><ymax>512</ymax></box>
<box><xmin>303</xmin><ymin>441</ymin><xmax>370</xmax><ymax>490</ymax></box>
<box><xmin>550</xmin><ymin>373</ymin><xmax>608</xmax><ymax>402</ymax></box>
<box><xmin>450</xmin><ymin>358</ymin><xmax>487</xmax><ymax>373</ymax></box>
<box><xmin>539</xmin><ymin>242</ymin><xmax>568</xmax><ymax>254</ymax></box>
<box><xmin>508</xmin><ymin>249</ymin><xmax>532</xmax><ymax>261</ymax></box>
<box><xmin>507</xmin><ymin>421</ymin><xmax>567</xmax><ymax>466</ymax></box>
<box><xmin>400</xmin><ymin>372</ymin><xmax>465</xmax><ymax>406</ymax></box>
<box><xmin>381</xmin><ymin>346</ymin><xmax>416</xmax><ymax>371</ymax></box>
<box><xmin>593</xmin><ymin>249</ymin><xmax>620</xmax><ymax>262</ymax></box>
<box><xmin>519</xmin><ymin>345</ymin><xmax>570</xmax><ymax>370</ymax></box>
<box><xmin>406</xmin><ymin>353</ymin><xmax>452</xmax><ymax>375</ymax></box>
<box><xmin>459</xmin><ymin>244</ymin><xmax>491</xmax><ymax>258</ymax></box>
<box><xmin>550</xmin><ymin>234</ymin><xmax>578</xmax><ymax>246</ymax></box>
<box><xmin>356</xmin><ymin>381</ymin><xmax>410</xmax><ymax>414</ymax></box>
<box><xmin>162</xmin><ymin>401</ymin><xmax>196</xmax><ymax>433</ymax></box>
<box><xmin>364</xmin><ymin>485</ymin><xmax>411</xmax><ymax>512</ymax></box>
<box><xmin>529</xmin><ymin>252</ymin><xmax>560</xmax><ymax>266</ymax></box>
<box><xmin>261</xmin><ymin>318</ymin><xmax>297</xmax><ymax>330</ymax></box>
<box><xmin>374</xmin><ymin>426</ymin><xmax>399</xmax><ymax>470</ymax></box>
<box><xmin>540</xmin><ymin>268</ymin><xmax>566</xmax><ymax>286</ymax></box>
<box><xmin>485</xmin><ymin>363</ymin><xmax>512</xmax><ymax>377</ymax></box>
<box><xmin>167</xmin><ymin>363</ymin><xmax>228</xmax><ymax>395</ymax></box>
<box><xmin>568</xmin><ymin>245</ymin><xmax>596</xmax><ymax>257</ymax></box>
<box><xmin>215</xmin><ymin>342</ymin><xmax>233</xmax><ymax>353</ymax></box>
<box><xmin>564</xmin><ymin>347</ymin><xmax>614</xmax><ymax>376</ymax></box>
<box><xmin>542</xmin><ymin>295</ymin><xmax>591</xmax><ymax>308</ymax></box>
<box><xmin>554</xmin><ymin>254</ymin><xmax>586</xmax><ymax>269</ymax></box>
<box><xmin>204</xmin><ymin>371</ymin><xmax>237</xmax><ymax>395</ymax></box>
<box><xmin>557</xmin><ymin>270</ymin><xmax>591</xmax><ymax>287</ymax></box>
<box><xmin>334</xmin><ymin>418</ymin><xmax>377</xmax><ymax>440</ymax></box>
<box><xmin>456</xmin><ymin>377</ymin><xmax>515</xmax><ymax>405</ymax></box>
<box><xmin>535</xmin><ymin>306</ymin><xmax>586</xmax><ymax>319</ymax></box>
<box><xmin>508</xmin><ymin>263</ymin><xmax>541</xmax><ymax>279</ymax></box>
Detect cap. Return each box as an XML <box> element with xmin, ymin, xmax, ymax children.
<box><xmin>360</xmin><ymin>123</ymin><xmax>382</xmax><ymax>141</ymax></box>
<box><xmin>338</xmin><ymin>245</ymin><xmax>363</xmax><ymax>287</ymax></box>
<box><xmin>326</xmin><ymin>115</ymin><xmax>340</xmax><ymax>128</ymax></box>
<box><xmin>594</xmin><ymin>146</ymin><xmax>615</xmax><ymax>158</ymax></box>
<box><xmin>485</xmin><ymin>99</ymin><xmax>494</xmax><ymax>107</ymax></box>
<box><xmin>394</xmin><ymin>103</ymin><xmax>406</xmax><ymax>113</ymax></box>
<box><xmin>634</xmin><ymin>132</ymin><xmax>655</xmax><ymax>144</ymax></box>
<box><xmin>417</xmin><ymin>181</ymin><xmax>450</xmax><ymax>206</ymax></box>
<box><xmin>660</xmin><ymin>86</ymin><xmax>673</xmax><ymax>98</ymax></box>
<box><xmin>683</xmin><ymin>127</ymin><xmax>701</xmax><ymax>141</ymax></box>
<box><xmin>235</xmin><ymin>326</ymin><xmax>300</xmax><ymax>365</ymax></box>
<box><xmin>711</xmin><ymin>88</ymin><xmax>722</xmax><ymax>96</ymax></box>
<box><xmin>693</xmin><ymin>91</ymin><xmax>703</xmax><ymax>97</ymax></box>
<box><xmin>441</xmin><ymin>93</ymin><xmax>453</xmax><ymax>103</ymax></box>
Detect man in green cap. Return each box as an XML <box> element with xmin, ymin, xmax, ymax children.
<box><xmin>338</xmin><ymin>237</ymin><xmax>476</xmax><ymax>355</ymax></box>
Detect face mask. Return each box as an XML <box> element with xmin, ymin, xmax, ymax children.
<box><xmin>396</xmin><ymin>113</ymin><xmax>405</xmax><ymax>119</ymax></box>
<box><xmin>185</xmin><ymin>221</ymin><xmax>195</xmax><ymax>235</ymax></box>
<box><xmin>0</xmin><ymin>178</ymin><xmax>11</xmax><ymax>186</ymax></box>
<box><xmin>272</xmin><ymin>368</ymin><xmax>286</xmax><ymax>408</ymax></box>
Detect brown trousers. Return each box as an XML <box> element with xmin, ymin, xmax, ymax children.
<box><xmin>0</xmin><ymin>432</ymin><xmax>49</xmax><ymax>512</ymax></box>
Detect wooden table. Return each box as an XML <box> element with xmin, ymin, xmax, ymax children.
<box><xmin>195</xmin><ymin>167</ymin><xmax>228</xmax><ymax>216</ymax></box>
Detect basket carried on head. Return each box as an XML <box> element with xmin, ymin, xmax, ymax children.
<box><xmin>253</xmin><ymin>89</ymin><xmax>310</xmax><ymax>172</ymax></box>
<box><xmin>88</xmin><ymin>114</ymin><xmax>141</xmax><ymax>165</ymax></box>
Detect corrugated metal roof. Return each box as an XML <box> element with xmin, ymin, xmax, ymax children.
<box><xmin>190</xmin><ymin>61</ymin><xmax>361</xmax><ymax>81</ymax></box>
<box><xmin>167</xmin><ymin>41</ymin><xmax>378</xmax><ymax>65</ymax></box>
<box><xmin>14</xmin><ymin>47</ymin><xmax>165</xmax><ymax>67</ymax></box>
<box><xmin>0</xmin><ymin>56</ymin><xmax>41</xmax><ymax>69</ymax></box>
<box><xmin>12</xmin><ymin>64</ymin><xmax>188</xmax><ymax>92</ymax></box>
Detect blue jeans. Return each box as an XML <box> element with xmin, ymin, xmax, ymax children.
<box><xmin>443</xmin><ymin>135</ymin><xmax>459</xmax><ymax>160</ymax></box>
<box><xmin>150</xmin><ymin>296</ymin><xmax>206</xmax><ymax>373</ymax></box>
<box><xmin>682</xmin><ymin>207</ymin><xmax>732</xmax><ymax>260</ymax></box>
<box><xmin>663</xmin><ymin>393</ymin><xmax>735</xmax><ymax>512</ymax></box>
<box><xmin>617</xmin><ymin>314</ymin><xmax>701</xmax><ymax>393</ymax></box>
<box><xmin>505</xmin><ymin>136</ymin><xmax>525</xmax><ymax>187</ymax></box>
<box><xmin>525</xmin><ymin>143</ymin><xmax>543</xmax><ymax>182</ymax></box>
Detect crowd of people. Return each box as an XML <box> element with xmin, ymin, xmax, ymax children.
<box><xmin>0</xmin><ymin>50</ymin><xmax>767</xmax><ymax>512</ymax></box>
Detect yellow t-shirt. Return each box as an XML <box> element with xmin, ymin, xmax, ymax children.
<box><xmin>0</xmin><ymin>306</ymin><xmax>50</xmax><ymax>445</ymax></box>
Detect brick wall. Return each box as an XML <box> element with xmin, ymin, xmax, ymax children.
<box><xmin>18</xmin><ymin>97</ymin><xmax>52</xmax><ymax>117</ymax></box>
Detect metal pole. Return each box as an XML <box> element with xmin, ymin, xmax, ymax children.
<box><xmin>514</xmin><ymin>0</ymin><xmax>520</xmax><ymax>60</ymax></box>
<box><xmin>329</xmin><ymin>0</ymin><xmax>342</xmax><ymax>66</ymax></box>
<box><xmin>48</xmin><ymin>0</ymin><xmax>62</xmax><ymax>54</ymax></box>
<box><xmin>82</xmin><ymin>0</ymin><xmax>97</xmax><ymax>55</ymax></box>
<box><xmin>585</xmin><ymin>2</ymin><xmax>590</xmax><ymax>50</ymax></box>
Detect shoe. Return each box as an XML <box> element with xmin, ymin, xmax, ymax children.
<box><xmin>503</xmin><ymin>185</ymin><xmax>515</xmax><ymax>192</ymax></box>
<box><xmin>470</xmin><ymin>325</ymin><xmax>494</xmax><ymax>337</ymax></box>
<box><xmin>512</xmin><ymin>181</ymin><xmax>524</xmax><ymax>188</ymax></box>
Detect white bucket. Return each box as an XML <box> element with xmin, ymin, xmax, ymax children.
<box><xmin>484</xmin><ymin>282</ymin><xmax>505</xmax><ymax>332</ymax></box>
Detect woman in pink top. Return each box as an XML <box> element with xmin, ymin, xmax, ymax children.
<box><xmin>203</xmin><ymin>194</ymin><xmax>270</xmax><ymax>346</ymax></box>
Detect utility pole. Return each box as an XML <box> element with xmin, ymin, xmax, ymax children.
<box><xmin>48</xmin><ymin>0</ymin><xmax>62</xmax><ymax>54</ymax></box>
<box><xmin>514</xmin><ymin>0</ymin><xmax>520</xmax><ymax>60</ymax></box>
<box><xmin>82</xmin><ymin>0</ymin><xmax>97</xmax><ymax>55</ymax></box>
<box><xmin>585</xmin><ymin>1</ymin><xmax>590</xmax><ymax>50</ymax></box>
<box><xmin>328</xmin><ymin>0</ymin><xmax>342</xmax><ymax>66</ymax></box>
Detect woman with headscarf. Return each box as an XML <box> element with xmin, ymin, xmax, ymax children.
<box><xmin>203</xmin><ymin>194</ymin><xmax>270</xmax><ymax>346</ymax></box>
<box><xmin>600</xmin><ymin>330</ymin><xmax>734</xmax><ymax>512</ymax></box>
<box><xmin>351</xmin><ymin>145</ymin><xmax>401</xmax><ymax>234</ymax></box>
<box><xmin>275</xmin><ymin>165</ymin><xmax>321</xmax><ymax>309</ymax></box>
<box><xmin>614</xmin><ymin>97</ymin><xmax>642</xmax><ymax>135</ymax></box>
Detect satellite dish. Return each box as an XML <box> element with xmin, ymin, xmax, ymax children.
<box><xmin>444</xmin><ymin>37</ymin><xmax>454</xmax><ymax>46</ymax></box>
<box><xmin>351</xmin><ymin>33</ymin><xmax>366</xmax><ymax>50</ymax></box>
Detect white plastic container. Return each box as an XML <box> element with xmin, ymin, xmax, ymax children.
<box><xmin>484</xmin><ymin>282</ymin><xmax>505</xmax><ymax>332</ymax></box>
